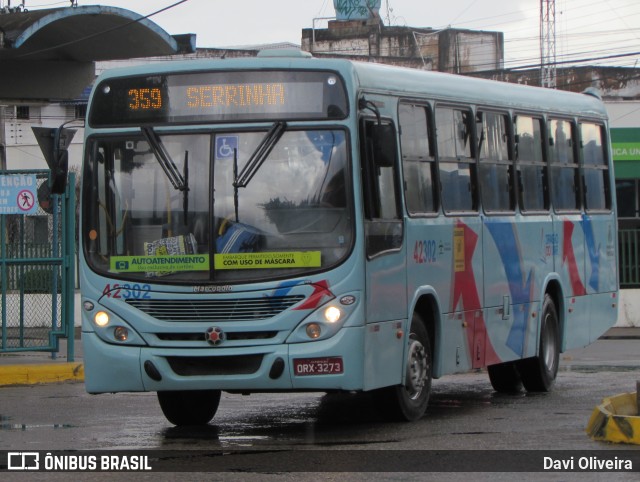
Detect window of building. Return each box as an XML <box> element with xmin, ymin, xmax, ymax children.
<box><xmin>16</xmin><ymin>106</ymin><xmax>30</xmax><ymax>120</ymax></box>
<box><xmin>75</xmin><ymin>104</ymin><xmax>87</xmax><ymax>119</ymax></box>
<box><xmin>616</xmin><ymin>180</ymin><xmax>638</xmax><ymax>219</ymax></box>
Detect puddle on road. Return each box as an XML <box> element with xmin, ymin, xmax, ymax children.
<box><xmin>0</xmin><ymin>414</ymin><xmax>74</xmax><ymax>431</ymax></box>
<box><xmin>218</xmin><ymin>435</ymin><xmax>271</xmax><ymax>448</ymax></box>
<box><xmin>0</xmin><ymin>423</ymin><xmax>73</xmax><ymax>431</ymax></box>
<box><xmin>157</xmin><ymin>424</ymin><xmax>274</xmax><ymax>449</ymax></box>
<box><xmin>560</xmin><ymin>364</ymin><xmax>640</xmax><ymax>373</ymax></box>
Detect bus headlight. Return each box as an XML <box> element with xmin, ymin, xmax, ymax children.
<box><xmin>113</xmin><ymin>326</ymin><xmax>129</xmax><ymax>342</ymax></box>
<box><xmin>306</xmin><ymin>323</ymin><xmax>322</xmax><ymax>339</ymax></box>
<box><xmin>85</xmin><ymin>305</ymin><xmax>147</xmax><ymax>347</ymax></box>
<box><xmin>324</xmin><ymin>306</ymin><xmax>341</xmax><ymax>323</ymax></box>
<box><xmin>286</xmin><ymin>292</ymin><xmax>360</xmax><ymax>343</ymax></box>
<box><xmin>94</xmin><ymin>311</ymin><xmax>110</xmax><ymax>327</ymax></box>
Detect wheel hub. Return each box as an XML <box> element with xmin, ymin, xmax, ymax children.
<box><xmin>405</xmin><ymin>339</ymin><xmax>428</xmax><ymax>399</ymax></box>
<box><xmin>542</xmin><ymin>313</ymin><xmax>558</xmax><ymax>372</ymax></box>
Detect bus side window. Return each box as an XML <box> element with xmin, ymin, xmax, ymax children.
<box><xmin>399</xmin><ymin>103</ymin><xmax>437</xmax><ymax>214</ymax></box>
<box><xmin>435</xmin><ymin>106</ymin><xmax>477</xmax><ymax>213</ymax></box>
<box><xmin>477</xmin><ymin>111</ymin><xmax>514</xmax><ymax>212</ymax></box>
<box><xmin>549</xmin><ymin>119</ymin><xmax>580</xmax><ymax>211</ymax></box>
<box><xmin>360</xmin><ymin>119</ymin><xmax>403</xmax><ymax>257</ymax></box>
<box><xmin>580</xmin><ymin>122</ymin><xmax>611</xmax><ymax>212</ymax></box>
<box><xmin>515</xmin><ymin>115</ymin><xmax>548</xmax><ymax>212</ymax></box>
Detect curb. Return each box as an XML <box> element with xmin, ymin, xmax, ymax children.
<box><xmin>0</xmin><ymin>362</ymin><xmax>84</xmax><ymax>387</ymax></box>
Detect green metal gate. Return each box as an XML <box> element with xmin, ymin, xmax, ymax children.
<box><xmin>619</xmin><ymin>228</ymin><xmax>640</xmax><ymax>288</ymax></box>
<box><xmin>0</xmin><ymin>170</ymin><xmax>75</xmax><ymax>360</ymax></box>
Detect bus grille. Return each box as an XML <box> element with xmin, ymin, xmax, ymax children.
<box><xmin>125</xmin><ymin>295</ymin><xmax>304</xmax><ymax>322</ymax></box>
<box><xmin>156</xmin><ymin>331</ymin><xmax>278</xmax><ymax>341</ymax></box>
<box><xmin>166</xmin><ymin>354</ymin><xmax>263</xmax><ymax>376</ymax></box>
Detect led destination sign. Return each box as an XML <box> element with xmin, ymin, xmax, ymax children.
<box><xmin>89</xmin><ymin>70</ymin><xmax>347</xmax><ymax>127</ymax></box>
<box><xmin>175</xmin><ymin>81</ymin><xmax>316</xmax><ymax>115</ymax></box>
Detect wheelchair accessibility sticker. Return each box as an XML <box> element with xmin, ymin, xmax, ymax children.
<box><xmin>215</xmin><ymin>135</ymin><xmax>239</xmax><ymax>160</ymax></box>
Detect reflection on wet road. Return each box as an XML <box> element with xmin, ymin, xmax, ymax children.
<box><xmin>1</xmin><ymin>344</ymin><xmax>639</xmax><ymax>455</ymax></box>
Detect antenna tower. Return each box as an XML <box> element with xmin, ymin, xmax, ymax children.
<box><xmin>540</xmin><ymin>0</ymin><xmax>557</xmax><ymax>88</ymax></box>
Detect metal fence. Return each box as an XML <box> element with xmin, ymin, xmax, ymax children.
<box><xmin>619</xmin><ymin>228</ymin><xmax>640</xmax><ymax>288</ymax></box>
<box><xmin>0</xmin><ymin>170</ymin><xmax>75</xmax><ymax>359</ymax></box>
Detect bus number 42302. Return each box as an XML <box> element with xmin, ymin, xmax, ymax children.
<box><xmin>414</xmin><ymin>240</ymin><xmax>437</xmax><ymax>264</ymax></box>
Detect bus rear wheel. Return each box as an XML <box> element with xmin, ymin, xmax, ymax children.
<box><xmin>157</xmin><ymin>389</ymin><xmax>221</xmax><ymax>426</ymax></box>
<box><xmin>487</xmin><ymin>361</ymin><xmax>523</xmax><ymax>393</ymax></box>
<box><xmin>517</xmin><ymin>294</ymin><xmax>560</xmax><ymax>392</ymax></box>
<box><xmin>374</xmin><ymin>313</ymin><xmax>432</xmax><ymax>421</ymax></box>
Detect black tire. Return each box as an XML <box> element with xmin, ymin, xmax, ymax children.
<box><xmin>517</xmin><ymin>294</ymin><xmax>560</xmax><ymax>392</ymax></box>
<box><xmin>157</xmin><ymin>390</ymin><xmax>221</xmax><ymax>426</ymax></box>
<box><xmin>487</xmin><ymin>361</ymin><xmax>523</xmax><ymax>393</ymax></box>
<box><xmin>374</xmin><ymin>313</ymin><xmax>432</xmax><ymax>421</ymax></box>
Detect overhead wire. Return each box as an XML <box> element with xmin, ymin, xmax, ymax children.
<box><xmin>414</xmin><ymin>0</ymin><xmax>640</xmax><ymax>71</ymax></box>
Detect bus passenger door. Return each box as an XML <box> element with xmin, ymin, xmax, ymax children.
<box><xmin>360</xmin><ymin>118</ymin><xmax>408</xmax><ymax>390</ymax></box>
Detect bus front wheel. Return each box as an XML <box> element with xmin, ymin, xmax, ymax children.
<box><xmin>374</xmin><ymin>313</ymin><xmax>432</xmax><ymax>421</ymax></box>
<box><xmin>517</xmin><ymin>294</ymin><xmax>560</xmax><ymax>392</ymax></box>
<box><xmin>157</xmin><ymin>389</ymin><xmax>221</xmax><ymax>426</ymax></box>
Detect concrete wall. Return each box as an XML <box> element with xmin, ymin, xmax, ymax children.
<box><xmin>605</xmin><ymin>101</ymin><xmax>640</xmax><ymax>128</ymax></box>
<box><xmin>2</xmin><ymin>104</ymin><xmax>84</xmax><ymax>171</ymax></box>
<box><xmin>617</xmin><ymin>289</ymin><xmax>640</xmax><ymax>327</ymax></box>
<box><xmin>485</xmin><ymin>67</ymin><xmax>640</xmax><ymax>95</ymax></box>
<box><xmin>302</xmin><ymin>24</ymin><xmax>503</xmax><ymax>73</ymax></box>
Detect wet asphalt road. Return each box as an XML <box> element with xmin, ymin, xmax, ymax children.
<box><xmin>1</xmin><ymin>339</ymin><xmax>639</xmax><ymax>480</ymax></box>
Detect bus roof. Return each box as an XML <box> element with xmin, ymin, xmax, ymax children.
<box><xmin>348</xmin><ymin>60</ymin><xmax>608</xmax><ymax>119</ymax></box>
<box><xmin>93</xmin><ymin>54</ymin><xmax>608</xmax><ymax>120</ymax></box>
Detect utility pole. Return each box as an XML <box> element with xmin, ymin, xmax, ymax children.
<box><xmin>540</xmin><ymin>0</ymin><xmax>557</xmax><ymax>88</ymax></box>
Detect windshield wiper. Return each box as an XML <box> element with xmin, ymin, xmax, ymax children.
<box><xmin>234</xmin><ymin>121</ymin><xmax>286</xmax><ymax>188</ymax></box>
<box><xmin>229</xmin><ymin>122</ymin><xmax>286</xmax><ymax>223</ymax></box>
<box><xmin>142</xmin><ymin>127</ymin><xmax>188</xmax><ymax>192</ymax></box>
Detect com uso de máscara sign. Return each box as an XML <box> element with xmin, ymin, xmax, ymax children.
<box><xmin>0</xmin><ymin>175</ymin><xmax>38</xmax><ymax>214</ymax></box>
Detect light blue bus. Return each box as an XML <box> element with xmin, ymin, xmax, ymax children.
<box><xmin>76</xmin><ymin>51</ymin><xmax>618</xmax><ymax>425</ymax></box>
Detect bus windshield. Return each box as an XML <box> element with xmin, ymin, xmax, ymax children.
<box><xmin>82</xmin><ymin>128</ymin><xmax>353</xmax><ymax>283</ymax></box>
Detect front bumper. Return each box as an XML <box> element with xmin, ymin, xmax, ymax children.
<box><xmin>83</xmin><ymin>325</ymin><xmax>365</xmax><ymax>393</ymax></box>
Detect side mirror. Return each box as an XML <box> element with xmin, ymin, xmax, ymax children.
<box><xmin>371</xmin><ymin>124</ymin><xmax>397</xmax><ymax>168</ymax></box>
<box><xmin>32</xmin><ymin>126</ymin><xmax>76</xmax><ymax>194</ymax></box>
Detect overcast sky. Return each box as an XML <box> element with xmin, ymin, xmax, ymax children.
<box><xmin>17</xmin><ymin>0</ymin><xmax>640</xmax><ymax>68</ymax></box>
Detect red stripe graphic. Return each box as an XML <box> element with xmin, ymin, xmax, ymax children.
<box><xmin>562</xmin><ymin>221</ymin><xmax>586</xmax><ymax>296</ymax></box>
<box><xmin>451</xmin><ymin>222</ymin><xmax>500</xmax><ymax>367</ymax></box>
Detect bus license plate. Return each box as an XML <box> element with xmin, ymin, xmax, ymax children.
<box><xmin>293</xmin><ymin>357</ymin><xmax>343</xmax><ymax>376</ymax></box>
